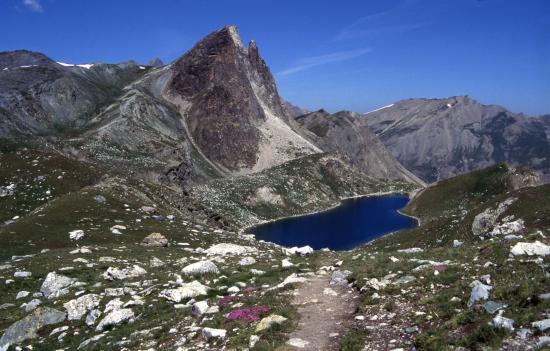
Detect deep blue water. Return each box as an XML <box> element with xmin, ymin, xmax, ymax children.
<box><xmin>248</xmin><ymin>195</ymin><xmax>417</xmax><ymax>251</ymax></box>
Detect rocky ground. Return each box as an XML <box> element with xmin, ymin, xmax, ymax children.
<box><xmin>0</xmin><ymin>151</ymin><xmax>549</xmax><ymax>351</ymax></box>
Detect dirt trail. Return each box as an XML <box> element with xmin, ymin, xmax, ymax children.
<box><xmin>281</xmin><ymin>268</ymin><xmax>359</xmax><ymax>350</ymax></box>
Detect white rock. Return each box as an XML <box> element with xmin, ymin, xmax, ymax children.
<box><xmin>274</xmin><ymin>274</ymin><xmax>307</xmax><ymax>289</ymax></box>
<box><xmin>397</xmin><ymin>247</ymin><xmax>423</xmax><ymax>254</ymax></box>
<box><xmin>192</xmin><ymin>301</ymin><xmax>209</xmax><ymax>316</ymax></box>
<box><xmin>281</xmin><ymin>259</ymin><xmax>294</xmax><ymax>268</ymax></box>
<box><xmin>532</xmin><ymin>319</ymin><xmax>550</xmax><ymax>332</ymax></box>
<box><xmin>159</xmin><ymin>281</ymin><xmax>209</xmax><ymax>303</ymax></box>
<box><xmin>86</xmin><ymin>309</ymin><xmax>101</xmax><ymax>326</ymax></box>
<box><xmin>255</xmin><ymin>314</ymin><xmax>288</xmax><ymax>332</ymax></box>
<box><xmin>490</xmin><ymin>219</ymin><xmax>524</xmax><ymax>236</ymax></box>
<box><xmin>453</xmin><ymin>240</ymin><xmax>463</xmax><ymax>248</ymax></box>
<box><xmin>492</xmin><ymin>312</ymin><xmax>514</xmax><ymax>331</ymax></box>
<box><xmin>22</xmin><ymin>299</ymin><xmax>41</xmax><ymax>312</ymax></box>
<box><xmin>205</xmin><ymin>243</ymin><xmax>258</xmax><ymax>256</ymax></box>
<box><xmin>239</xmin><ymin>257</ymin><xmax>257</xmax><ymax>266</ymax></box>
<box><xmin>510</xmin><ymin>241</ymin><xmax>550</xmax><ymax>256</ymax></box>
<box><xmin>149</xmin><ymin>257</ymin><xmax>165</xmax><ymax>267</ymax></box>
<box><xmin>249</xmin><ymin>335</ymin><xmax>260</xmax><ymax>348</ymax></box>
<box><xmin>64</xmin><ymin>294</ymin><xmax>102</xmax><ymax>320</ymax></box>
<box><xmin>13</xmin><ymin>271</ymin><xmax>31</xmax><ymax>278</ymax></box>
<box><xmin>284</xmin><ymin>246</ymin><xmax>314</xmax><ymax>255</ymax></box>
<box><xmin>95</xmin><ymin>308</ymin><xmax>134</xmax><ymax>331</ymax></box>
<box><xmin>40</xmin><ymin>272</ymin><xmax>76</xmax><ymax>299</ymax></box>
<box><xmin>103</xmin><ymin>265</ymin><xmax>147</xmax><ymax>280</ymax></box>
<box><xmin>287</xmin><ymin>338</ymin><xmax>310</xmax><ymax>348</ymax></box>
<box><xmin>15</xmin><ymin>291</ymin><xmax>29</xmax><ymax>300</ymax></box>
<box><xmin>69</xmin><ymin>230</ymin><xmax>85</xmax><ymax>241</ymax></box>
<box><xmin>467</xmin><ymin>281</ymin><xmax>493</xmax><ymax>307</ymax></box>
<box><xmin>182</xmin><ymin>260</ymin><xmax>219</xmax><ymax>275</ymax></box>
<box><xmin>227</xmin><ymin>286</ymin><xmax>240</xmax><ymax>293</ymax></box>
<box><xmin>202</xmin><ymin>327</ymin><xmax>226</xmax><ymax>339</ymax></box>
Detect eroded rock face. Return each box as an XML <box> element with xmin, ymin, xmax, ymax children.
<box><xmin>166</xmin><ymin>26</ymin><xmax>268</xmax><ymax>170</ymax></box>
<box><xmin>363</xmin><ymin>96</ymin><xmax>550</xmax><ymax>182</ymax></box>
<box><xmin>0</xmin><ymin>307</ymin><xmax>66</xmax><ymax>349</ymax></box>
<box><xmin>296</xmin><ymin>110</ymin><xmax>424</xmax><ymax>184</ymax></box>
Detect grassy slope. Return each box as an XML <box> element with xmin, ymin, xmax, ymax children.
<box><xmin>340</xmin><ymin>164</ymin><xmax>550</xmax><ymax>350</ymax></box>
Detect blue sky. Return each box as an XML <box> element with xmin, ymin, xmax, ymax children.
<box><xmin>1</xmin><ymin>0</ymin><xmax>549</xmax><ymax>115</ymax></box>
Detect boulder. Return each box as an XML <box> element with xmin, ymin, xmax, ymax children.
<box><xmin>510</xmin><ymin>241</ymin><xmax>550</xmax><ymax>256</ymax></box>
<box><xmin>467</xmin><ymin>281</ymin><xmax>493</xmax><ymax>307</ymax></box>
<box><xmin>103</xmin><ymin>265</ymin><xmax>147</xmax><ymax>280</ymax></box>
<box><xmin>40</xmin><ymin>272</ymin><xmax>76</xmax><ymax>299</ymax></box>
<box><xmin>159</xmin><ymin>281</ymin><xmax>209</xmax><ymax>303</ymax></box>
<box><xmin>532</xmin><ymin>319</ymin><xmax>550</xmax><ymax>332</ymax></box>
<box><xmin>0</xmin><ymin>307</ymin><xmax>66</xmax><ymax>349</ymax></box>
<box><xmin>95</xmin><ymin>308</ymin><xmax>135</xmax><ymax>331</ymax></box>
<box><xmin>64</xmin><ymin>294</ymin><xmax>102</xmax><ymax>320</ymax></box>
<box><xmin>490</xmin><ymin>219</ymin><xmax>524</xmax><ymax>236</ymax></box>
<box><xmin>283</xmin><ymin>246</ymin><xmax>314</xmax><ymax>255</ymax></box>
<box><xmin>69</xmin><ymin>230</ymin><xmax>85</xmax><ymax>241</ymax></box>
<box><xmin>255</xmin><ymin>314</ymin><xmax>288</xmax><ymax>332</ymax></box>
<box><xmin>205</xmin><ymin>243</ymin><xmax>258</xmax><ymax>256</ymax></box>
<box><xmin>192</xmin><ymin>301</ymin><xmax>209</xmax><ymax>316</ymax></box>
<box><xmin>141</xmin><ymin>232</ymin><xmax>168</xmax><ymax>247</ymax></box>
<box><xmin>330</xmin><ymin>270</ymin><xmax>352</xmax><ymax>286</ymax></box>
<box><xmin>492</xmin><ymin>312</ymin><xmax>514</xmax><ymax>331</ymax></box>
<box><xmin>202</xmin><ymin>327</ymin><xmax>226</xmax><ymax>339</ymax></box>
<box><xmin>182</xmin><ymin>260</ymin><xmax>219</xmax><ymax>276</ymax></box>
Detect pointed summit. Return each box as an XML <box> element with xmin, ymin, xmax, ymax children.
<box><xmin>164</xmin><ymin>26</ymin><xmax>318</xmax><ymax>172</ymax></box>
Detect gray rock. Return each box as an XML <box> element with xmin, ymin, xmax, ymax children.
<box><xmin>93</xmin><ymin>195</ymin><xmax>106</xmax><ymax>204</ymax></box>
<box><xmin>0</xmin><ymin>307</ymin><xmax>66</xmax><ymax>349</ymax></box>
<box><xmin>141</xmin><ymin>232</ymin><xmax>168</xmax><ymax>247</ymax></box>
<box><xmin>202</xmin><ymin>327</ymin><xmax>226</xmax><ymax>339</ymax></box>
<box><xmin>395</xmin><ymin>275</ymin><xmax>416</xmax><ymax>285</ymax></box>
<box><xmin>103</xmin><ymin>265</ymin><xmax>146</xmax><ymax>280</ymax></box>
<box><xmin>40</xmin><ymin>272</ymin><xmax>76</xmax><ymax>299</ymax></box>
<box><xmin>21</xmin><ymin>299</ymin><xmax>41</xmax><ymax>312</ymax></box>
<box><xmin>95</xmin><ymin>308</ymin><xmax>135</xmax><ymax>331</ymax></box>
<box><xmin>85</xmin><ymin>309</ymin><xmax>101</xmax><ymax>326</ymax></box>
<box><xmin>182</xmin><ymin>260</ymin><xmax>219</xmax><ymax>276</ymax></box>
<box><xmin>64</xmin><ymin>294</ymin><xmax>102</xmax><ymax>320</ymax></box>
<box><xmin>482</xmin><ymin>301</ymin><xmax>507</xmax><ymax>314</ymax></box>
<box><xmin>467</xmin><ymin>281</ymin><xmax>492</xmax><ymax>307</ymax></box>
<box><xmin>330</xmin><ymin>270</ymin><xmax>352</xmax><ymax>286</ymax></box>
<box><xmin>532</xmin><ymin>319</ymin><xmax>550</xmax><ymax>332</ymax></box>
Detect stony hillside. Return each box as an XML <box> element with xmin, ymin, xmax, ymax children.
<box><xmin>338</xmin><ymin>164</ymin><xmax>550</xmax><ymax>350</ymax></box>
<box><xmin>296</xmin><ymin>109</ymin><xmax>425</xmax><ymax>185</ymax></box>
<box><xmin>190</xmin><ymin>153</ymin><xmax>417</xmax><ymax>227</ymax></box>
<box><xmin>363</xmin><ymin>96</ymin><xmax>550</xmax><ymax>183</ymax></box>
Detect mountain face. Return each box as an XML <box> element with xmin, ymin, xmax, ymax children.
<box><xmin>0</xmin><ymin>50</ymin><xmax>146</xmax><ymax>137</ymax></box>
<box><xmin>163</xmin><ymin>26</ymin><xmax>319</xmax><ymax>173</ymax></box>
<box><xmin>295</xmin><ymin>110</ymin><xmax>424</xmax><ymax>185</ymax></box>
<box><xmin>364</xmin><ymin>96</ymin><xmax>550</xmax><ymax>183</ymax></box>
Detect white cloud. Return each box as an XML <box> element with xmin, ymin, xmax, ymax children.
<box><xmin>277</xmin><ymin>48</ymin><xmax>372</xmax><ymax>76</ymax></box>
<box><xmin>23</xmin><ymin>0</ymin><xmax>43</xmax><ymax>12</ymax></box>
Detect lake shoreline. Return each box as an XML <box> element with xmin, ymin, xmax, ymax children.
<box><xmin>240</xmin><ymin>190</ymin><xmax>420</xmax><ymax>250</ymax></box>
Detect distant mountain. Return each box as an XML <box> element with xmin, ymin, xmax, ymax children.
<box><xmin>363</xmin><ymin>96</ymin><xmax>550</xmax><ymax>182</ymax></box>
<box><xmin>147</xmin><ymin>57</ymin><xmax>164</xmax><ymax>67</ymax></box>
<box><xmin>282</xmin><ymin>100</ymin><xmax>309</xmax><ymax>118</ymax></box>
<box><xmin>296</xmin><ymin>109</ymin><xmax>424</xmax><ymax>185</ymax></box>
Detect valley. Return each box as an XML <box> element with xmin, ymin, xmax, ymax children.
<box><xmin>0</xmin><ymin>24</ymin><xmax>549</xmax><ymax>351</ymax></box>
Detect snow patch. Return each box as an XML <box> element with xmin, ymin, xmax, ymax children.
<box><xmin>364</xmin><ymin>104</ymin><xmax>394</xmax><ymax>114</ymax></box>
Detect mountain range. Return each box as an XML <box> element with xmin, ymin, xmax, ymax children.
<box><xmin>1</xmin><ymin>25</ymin><xmax>548</xmax><ymax>188</ymax></box>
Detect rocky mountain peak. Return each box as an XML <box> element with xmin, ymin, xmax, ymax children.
<box><xmin>0</xmin><ymin>50</ymin><xmax>57</xmax><ymax>70</ymax></box>
<box><xmin>164</xmin><ymin>26</ymin><xmax>316</xmax><ymax>172</ymax></box>
<box><xmin>147</xmin><ymin>57</ymin><xmax>164</xmax><ymax>67</ymax></box>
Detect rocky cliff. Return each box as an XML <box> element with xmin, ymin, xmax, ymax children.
<box><xmin>296</xmin><ymin>109</ymin><xmax>424</xmax><ymax>185</ymax></box>
<box><xmin>363</xmin><ymin>96</ymin><xmax>550</xmax><ymax>183</ymax></box>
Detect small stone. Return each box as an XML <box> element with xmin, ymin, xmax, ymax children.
<box><xmin>192</xmin><ymin>301</ymin><xmax>209</xmax><ymax>316</ymax></box>
<box><xmin>281</xmin><ymin>259</ymin><xmax>294</xmax><ymax>268</ymax></box>
<box><xmin>287</xmin><ymin>338</ymin><xmax>310</xmax><ymax>348</ymax></box>
<box><xmin>69</xmin><ymin>230</ymin><xmax>85</xmax><ymax>241</ymax></box>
